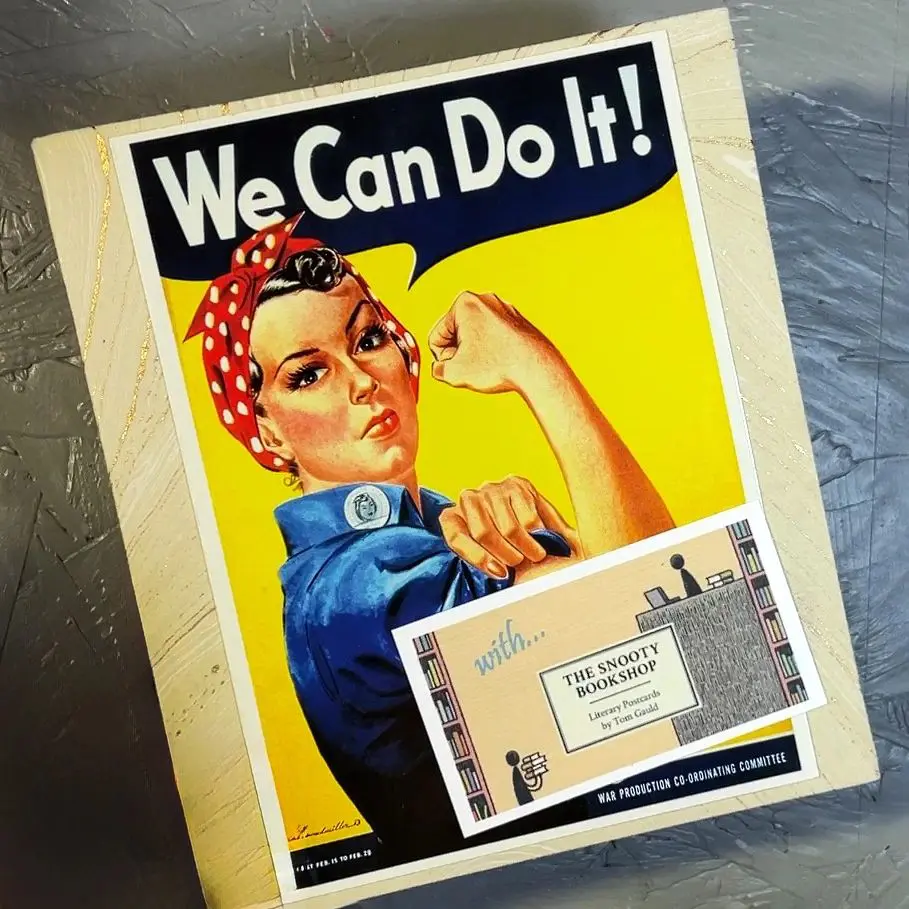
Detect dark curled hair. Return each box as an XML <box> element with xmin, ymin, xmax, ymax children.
<box><xmin>258</xmin><ymin>247</ymin><xmax>344</xmax><ymax>304</ymax></box>
<box><xmin>249</xmin><ymin>247</ymin><xmax>345</xmax><ymax>400</ymax></box>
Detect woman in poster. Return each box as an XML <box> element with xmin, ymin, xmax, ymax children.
<box><xmin>187</xmin><ymin>214</ymin><xmax>673</xmax><ymax>864</ymax></box>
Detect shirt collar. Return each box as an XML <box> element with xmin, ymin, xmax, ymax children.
<box><xmin>275</xmin><ymin>483</ymin><xmax>453</xmax><ymax>556</ymax></box>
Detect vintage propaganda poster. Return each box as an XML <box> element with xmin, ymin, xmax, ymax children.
<box><xmin>111</xmin><ymin>30</ymin><xmax>821</xmax><ymax>904</ymax></box>
<box><xmin>394</xmin><ymin>504</ymin><xmax>823</xmax><ymax>835</ymax></box>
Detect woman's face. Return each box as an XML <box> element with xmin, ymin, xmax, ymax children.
<box><xmin>250</xmin><ymin>274</ymin><xmax>418</xmax><ymax>489</ymax></box>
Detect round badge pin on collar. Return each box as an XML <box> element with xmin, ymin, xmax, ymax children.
<box><xmin>343</xmin><ymin>485</ymin><xmax>391</xmax><ymax>531</ymax></box>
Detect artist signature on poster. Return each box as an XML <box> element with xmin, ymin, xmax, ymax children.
<box><xmin>289</xmin><ymin>819</ymin><xmax>363</xmax><ymax>844</ymax></box>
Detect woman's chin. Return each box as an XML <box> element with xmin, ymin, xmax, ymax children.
<box><xmin>338</xmin><ymin>440</ymin><xmax>415</xmax><ymax>485</ymax></box>
<box><xmin>374</xmin><ymin>444</ymin><xmax>414</xmax><ymax>480</ymax></box>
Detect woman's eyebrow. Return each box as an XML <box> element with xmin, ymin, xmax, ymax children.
<box><xmin>344</xmin><ymin>300</ymin><xmax>371</xmax><ymax>334</ymax></box>
<box><xmin>276</xmin><ymin>347</ymin><xmax>320</xmax><ymax>375</ymax></box>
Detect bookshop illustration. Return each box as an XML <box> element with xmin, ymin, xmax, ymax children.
<box><xmin>637</xmin><ymin>519</ymin><xmax>808</xmax><ymax>746</ymax></box>
<box><xmin>415</xmin><ymin>517</ymin><xmax>809</xmax><ymax>798</ymax></box>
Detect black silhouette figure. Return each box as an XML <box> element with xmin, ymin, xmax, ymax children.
<box><xmin>506</xmin><ymin>750</ymin><xmax>545</xmax><ymax>805</ymax></box>
<box><xmin>670</xmin><ymin>553</ymin><xmax>703</xmax><ymax>597</ymax></box>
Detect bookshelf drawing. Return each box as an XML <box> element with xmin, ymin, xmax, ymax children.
<box><xmin>728</xmin><ymin>520</ymin><xmax>807</xmax><ymax>704</ymax></box>
<box><xmin>413</xmin><ymin>633</ymin><xmax>496</xmax><ymax>820</ymax></box>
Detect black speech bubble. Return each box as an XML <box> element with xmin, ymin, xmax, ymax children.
<box><xmin>129</xmin><ymin>40</ymin><xmax>677</xmax><ymax>284</ymax></box>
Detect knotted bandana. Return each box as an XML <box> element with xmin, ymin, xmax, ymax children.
<box><xmin>185</xmin><ymin>213</ymin><xmax>420</xmax><ymax>472</ymax></box>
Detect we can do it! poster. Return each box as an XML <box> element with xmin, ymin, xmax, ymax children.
<box><xmin>112</xmin><ymin>31</ymin><xmax>818</xmax><ymax>905</ymax></box>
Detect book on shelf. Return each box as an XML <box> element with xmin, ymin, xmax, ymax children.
<box><xmin>470</xmin><ymin>797</ymin><xmax>491</xmax><ymax>821</ymax></box>
<box><xmin>777</xmin><ymin>646</ymin><xmax>799</xmax><ymax>678</ymax></box>
<box><xmin>789</xmin><ymin>681</ymin><xmax>808</xmax><ymax>703</ymax></box>
<box><xmin>422</xmin><ymin>656</ymin><xmax>442</xmax><ymax>689</ymax></box>
<box><xmin>741</xmin><ymin>544</ymin><xmax>763</xmax><ymax>575</ymax></box>
<box><xmin>448</xmin><ymin>727</ymin><xmax>469</xmax><ymax>759</ymax></box>
<box><xmin>766</xmin><ymin>612</ymin><xmax>784</xmax><ymax>643</ymax></box>
<box><xmin>730</xmin><ymin>520</ymin><xmax>752</xmax><ymax>540</ymax></box>
<box><xmin>457</xmin><ymin>761</ymin><xmax>481</xmax><ymax>794</ymax></box>
<box><xmin>434</xmin><ymin>691</ymin><xmax>456</xmax><ymax>724</ymax></box>
<box><xmin>755</xmin><ymin>582</ymin><xmax>775</xmax><ymax>608</ymax></box>
<box><xmin>458</xmin><ymin>768</ymin><xmax>476</xmax><ymax>794</ymax></box>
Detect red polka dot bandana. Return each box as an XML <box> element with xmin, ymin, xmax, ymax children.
<box><xmin>185</xmin><ymin>213</ymin><xmax>421</xmax><ymax>473</ymax></box>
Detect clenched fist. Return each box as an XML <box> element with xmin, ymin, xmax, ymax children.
<box><xmin>427</xmin><ymin>291</ymin><xmax>556</xmax><ymax>394</ymax></box>
<box><xmin>439</xmin><ymin>475</ymin><xmax>578</xmax><ymax>578</ymax></box>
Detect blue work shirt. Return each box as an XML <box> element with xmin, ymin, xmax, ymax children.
<box><xmin>276</xmin><ymin>482</ymin><xmax>570</xmax><ymax>861</ymax></box>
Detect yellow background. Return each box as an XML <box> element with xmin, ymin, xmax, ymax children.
<box><xmin>160</xmin><ymin>174</ymin><xmax>789</xmax><ymax>850</ymax></box>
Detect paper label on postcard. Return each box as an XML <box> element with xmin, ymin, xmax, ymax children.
<box><xmin>542</xmin><ymin>626</ymin><xmax>699</xmax><ymax>752</ymax></box>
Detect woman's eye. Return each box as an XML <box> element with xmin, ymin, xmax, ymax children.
<box><xmin>357</xmin><ymin>325</ymin><xmax>388</xmax><ymax>352</ymax></box>
<box><xmin>287</xmin><ymin>365</ymin><xmax>327</xmax><ymax>390</ymax></box>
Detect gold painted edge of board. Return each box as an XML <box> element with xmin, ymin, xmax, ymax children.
<box><xmin>32</xmin><ymin>8</ymin><xmax>877</xmax><ymax>909</ymax></box>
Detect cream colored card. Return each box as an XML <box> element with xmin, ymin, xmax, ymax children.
<box><xmin>394</xmin><ymin>504</ymin><xmax>824</xmax><ymax>835</ymax></box>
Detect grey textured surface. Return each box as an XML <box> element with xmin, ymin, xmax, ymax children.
<box><xmin>0</xmin><ymin>0</ymin><xmax>905</xmax><ymax>907</ymax></box>
<box><xmin>636</xmin><ymin>581</ymin><xmax>788</xmax><ymax>744</ymax></box>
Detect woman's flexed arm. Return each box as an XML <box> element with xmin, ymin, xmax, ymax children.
<box><xmin>428</xmin><ymin>292</ymin><xmax>674</xmax><ymax>558</ymax></box>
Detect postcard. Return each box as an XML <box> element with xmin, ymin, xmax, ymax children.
<box><xmin>109</xmin><ymin>26</ymin><xmax>819</xmax><ymax>904</ymax></box>
<box><xmin>394</xmin><ymin>503</ymin><xmax>824</xmax><ymax>834</ymax></box>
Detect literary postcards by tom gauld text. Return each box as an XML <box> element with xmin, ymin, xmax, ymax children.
<box><xmin>110</xmin><ymin>28</ymin><xmax>822</xmax><ymax>905</ymax></box>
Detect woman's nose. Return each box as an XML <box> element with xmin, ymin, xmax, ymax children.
<box><xmin>350</xmin><ymin>364</ymin><xmax>379</xmax><ymax>403</ymax></box>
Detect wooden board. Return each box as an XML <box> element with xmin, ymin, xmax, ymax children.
<box><xmin>32</xmin><ymin>8</ymin><xmax>877</xmax><ymax>908</ymax></box>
